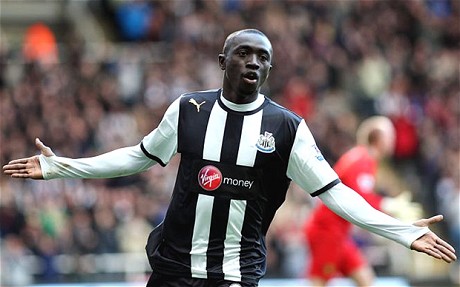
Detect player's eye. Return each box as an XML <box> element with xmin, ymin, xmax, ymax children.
<box><xmin>238</xmin><ymin>50</ymin><xmax>248</xmax><ymax>57</ymax></box>
<box><xmin>260</xmin><ymin>54</ymin><xmax>269</xmax><ymax>62</ymax></box>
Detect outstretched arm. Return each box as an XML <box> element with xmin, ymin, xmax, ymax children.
<box><xmin>3</xmin><ymin>138</ymin><xmax>53</xmax><ymax>179</ymax></box>
<box><xmin>3</xmin><ymin>138</ymin><xmax>155</xmax><ymax>180</ymax></box>
<box><xmin>319</xmin><ymin>183</ymin><xmax>457</xmax><ymax>263</ymax></box>
<box><xmin>4</xmin><ymin>98</ymin><xmax>181</xmax><ymax>180</ymax></box>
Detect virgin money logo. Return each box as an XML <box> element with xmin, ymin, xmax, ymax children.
<box><xmin>198</xmin><ymin>165</ymin><xmax>222</xmax><ymax>191</ymax></box>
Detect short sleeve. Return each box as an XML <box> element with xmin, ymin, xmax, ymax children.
<box><xmin>286</xmin><ymin>119</ymin><xmax>340</xmax><ymax>196</ymax></box>
<box><xmin>141</xmin><ymin>97</ymin><xmax>180</xmax><ymax>166</ymax></box>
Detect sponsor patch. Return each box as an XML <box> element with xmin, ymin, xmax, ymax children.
<box><xmin>192</xmin><ymin>160</ymin><xmax>262</xmax><ymax>200</ymax></box>
<box><xmin>198</xmin><ymin>165</ymin><xmax>222</xmax><ymax>191</ymax></box>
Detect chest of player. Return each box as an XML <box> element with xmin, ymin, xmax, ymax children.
<box><xmin>177</xmin><ymin>97</ymin><xmax>297</xmax><ymax>169</ymax></box>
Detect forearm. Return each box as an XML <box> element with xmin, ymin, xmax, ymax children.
<box><xmin>319</xmin><ymin>183</ymin><xmax>430</xmax><ymax>248</ymax></box>
<box><xmin>39</xmin><ymin>144</ymin><xmax>155</xmax><ymax>179</ymax></box>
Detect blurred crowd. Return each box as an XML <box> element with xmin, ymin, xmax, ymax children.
<box><xmin>1</xmin><ymin>0</ymin><xmax>459</xmax><ymax>285</ymax></box>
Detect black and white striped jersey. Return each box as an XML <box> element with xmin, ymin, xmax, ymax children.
<box><xmin>141</xmin><ymin>89</ymin><xmax>340</xmax><ymax>283</ymax></box>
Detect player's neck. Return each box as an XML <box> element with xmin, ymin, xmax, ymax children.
<box><xmin>221</xmin><ymin>86</ymin><xmax>260</xmax><ymax>104</ymax></box>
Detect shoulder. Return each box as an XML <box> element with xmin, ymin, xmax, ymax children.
<box><xmin>180</xmin><ymin>89</ymin><xmax>220</xmax><ymax>102</ymax></box>
<box><xmin>263</xmin><ymin>96</ymin><xmax>303</xmax><ymax>123</ymax></box>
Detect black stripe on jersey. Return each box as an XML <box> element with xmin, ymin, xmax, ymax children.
<box><xmin>178</xmin><ymin>92</ymin><xmax>215</xmax><ymax>158</ymax></box>
<box><xmin>140</xmin><ymin>142</ymin><xmax>167</xmax><ymax>167</ymax></box>
<box><xmin>207</xmin><ymin>197</ymin><xmax>230</xmax><ymax>279</ymax></box>
<box><xmin>220</xmin><ymin>113</ymin><xmax>244</xmax><ymax>163</ymax></box>
<box><xmin>206</xmin><ymin>112</ymin><xmax>244</xmax><ymax>278</ymax></box>
<box><xmin>310</xmin><ymin>178</ymin><xmax>342</xmax><ymax>197</ymax></box>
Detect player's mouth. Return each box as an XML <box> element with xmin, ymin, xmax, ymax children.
<box><xmin>242</xmin><ymin>72</ymin><xmax>259</xmax><ymax>84</ymax></box>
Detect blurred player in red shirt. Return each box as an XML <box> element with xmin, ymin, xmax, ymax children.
<box><xmin>304</xmin><ymin>116</ymin><xmax>412</xmax><ymax>286</ymax></box>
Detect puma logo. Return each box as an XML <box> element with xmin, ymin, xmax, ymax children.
<box><xmin>189</xmin><ymin>99</ymin><xmax>206</xmax><ymax>112</ymax></box>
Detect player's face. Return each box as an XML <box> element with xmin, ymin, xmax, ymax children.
<box><xmin>219</xmin><ymin>33</ymin><xmax>272</xmax><ymax>103</ymax></box>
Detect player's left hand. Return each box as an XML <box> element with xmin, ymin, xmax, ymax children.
<box><xmin>411</xmin><ymin>215</ymin><xmax>457</xmax><ymax>263</ymax></box>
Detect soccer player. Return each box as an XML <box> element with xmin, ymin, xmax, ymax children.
<box><xmin>3</xmin><ymin>29</ymin><xmax>456</xmax><ymax>287</ymax></box>
<box><xmin>303</xmin><ymin>116</ymin><xmax>418</xmax><ymax>286</ymax></box>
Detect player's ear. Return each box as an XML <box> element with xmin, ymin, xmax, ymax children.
<box><xmin>218</xmin><ymin>54</ymin><xmax>226</xmax><ymax>70</ymax></box>
<box><xmin>265</xmin><ymin>64</ymin><xmax>272</xmax><ymax>77</ymax></box>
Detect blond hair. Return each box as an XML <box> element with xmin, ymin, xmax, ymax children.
<box><xmin>356</xmin><ymin>116</ymin><xmax>395</xmax><ymax>146</ymax></box>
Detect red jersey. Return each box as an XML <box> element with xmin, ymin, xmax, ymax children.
<box><xmin>306</xmin><ymin>146</ymin><xmax>384</xmax><ymax>238</ymax></box>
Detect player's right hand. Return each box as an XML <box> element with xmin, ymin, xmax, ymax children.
<box><xmin>2</xmin><ymin>138</ymin><xmax>54</xmax><ymax>179</ymax></box>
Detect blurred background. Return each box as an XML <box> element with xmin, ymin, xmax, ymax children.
<box><xmin>0</xmin><ymin>0</ymin><xmax>458</xmax><ymax>286</ymax></box>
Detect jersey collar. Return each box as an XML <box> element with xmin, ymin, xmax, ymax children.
<box><xmin>219</xmin><ymin>91</ymin><xmax>265</xmax><ymax>112</ymax></box>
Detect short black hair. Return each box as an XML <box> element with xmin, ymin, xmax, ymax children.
<box><xmin>222</xmin><ymin>29</ymin><xmax>269</xmax><ymax>55</ymax></box>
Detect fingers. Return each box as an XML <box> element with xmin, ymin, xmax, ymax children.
<box><xmin>413</xmin><ymin>214</ymin><xmax>444</xmax><ymax>227</ymax></box>
<box><xmin>435</xmin><ymin>238</ymin><xmax>457</xmax><ymax>262</ymax></box>
<box><xmin>424</xmin><ymin>247</ymin><xmax>443</xmax><ymax>260</ymax></box>
<box><xmin>3</xmin><ymin>159</ymin><xmax>31</xmax><ymax>172</ymax></box>
<box><xmin>3</xmin><ymin>159</ymin><xmax>34</xmax><ymax>178</ymax></box>
<box><xmin>426</xmin><ymin>241</ymin><xmax>451</xmax><ymax>263</ymax></box>
<box><xmin>7</xmin><ymin>172</ymin><xmax>33</xmax><ymax>178</ymax></box>
<box><xmin>35</xmin><ymin>138</ymin><xmax>55</xmax><ymax>157</ymax></box>
<box><xmin>435</xmin><ymin>245</ymin><xmax>457</xmax><ymax>263</ymax></box>
<box><xmin>437</xmin><ymin>237</ymin><xmax>456</xmax><ymax>253</ymax></box>
<box><xmin>427</xmin><ymin>214</ymin><xmax>444</xmax><ymax>224</ymax></box>
<box><xmin>416</xmin><ymin>233</ymin><xmax>457</xmax><ymax>263</ymax></box>
<box><xmin>432</xmin><ymin>245</ymin><xmax>456</xmax><ymax>263</ymax></box>
<box><xmin>3</xmin><ymin>158</ymin><xmax>31</xmax><ymax>165</ymax></box>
